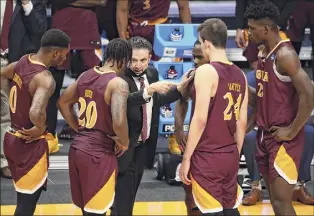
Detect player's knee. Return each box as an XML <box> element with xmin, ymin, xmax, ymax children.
<box><xmin>223</xmin><ymin>208</ymin><xmax>240</xmax><ymax>216</ymax></box>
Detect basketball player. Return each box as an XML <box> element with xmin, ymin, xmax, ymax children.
<box><xmin>117</xmin><ymin>0</ymin><xmax>191</xmax><ymax>59</ymax></box>
<box><xmin>179</xmin><ymin>18</ymin><xmax>248</xmax><ymax>216</ymax></box>
<box><xmin>245</xmin><ymin>2</ymin><xmax>314</xmax><ymax>215</ymax></box>
<box><xmin>175</xmin><ymin>40</ymin><xmax>206</xmax><ymax>216</ymax></box>
<box><xmin>57</xmin><ymin>38</ymin><xmax>132</xmax><ymax>216</ymax></box>
<box><xmin>0</xmin><ymin>29</ymin><xmax>70</xmax><ymax>216</ymax></box>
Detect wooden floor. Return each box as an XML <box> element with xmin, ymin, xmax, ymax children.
<box><xmin>1</xmin><ymin>201</ymin><xmax>313</xmax><ymax>215</ymax></box>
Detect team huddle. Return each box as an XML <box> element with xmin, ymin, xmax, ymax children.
<box><xmin>0</xmin><ymin>2</ymin><xmax>313</xmax><ymax>216</ymax></box>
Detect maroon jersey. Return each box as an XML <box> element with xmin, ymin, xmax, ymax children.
<box><xmin>129</xmin><ymin>0</ymin><xmax>170</xmax><ymax>21</ymax></box>
<box><xmin>51</xmin><ymin>7</ymin><xmax>100</xmax><ymax>50</ymax></box>
<box><xmin>9</xmin><ymin>55</ymin><xmax>47</xmax><ymax>130</ymax></box>
<box><xmin>72</xmin><ymin>67</ymin><xmax>117</xmax><ymax>157</ymax></box>
<box><xmin>256</xmin><ymin>40</ymin><xmax>299</xmax><ymax>130</ymax></box>
<box><xmin>190</xmin><ymin>62</ymin><xmax>246</xmax><ymax>152</ymax></box>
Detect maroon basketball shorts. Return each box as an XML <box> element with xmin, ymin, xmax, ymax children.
<box><xmin>58</xmin><ymin>49</ymin><xmax>101</xmax><ymax>71</ymax></box>
<box><xmin>68</xmin><ymin>147</ymin><xmax>117</xmax><ymax>214</ymax></box>
<box><xmin>3</xmin><ymin>129</ymin><xmax>49</xmax><ymax>194</ymax></box>
<box><xmin>190</xmin><ymin>149</ymin><xmax>243</xmax><ymax>214</ymax></box>
<box><xmin>256</xmin><ymin>129</ymin><xmax>304</xmax><ymax>184</ymax></box>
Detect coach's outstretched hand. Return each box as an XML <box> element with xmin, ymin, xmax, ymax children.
<box><xmin>147</xmin><ymin>81</ymin><xmax>174</xmax><ymax>95</ymax></box>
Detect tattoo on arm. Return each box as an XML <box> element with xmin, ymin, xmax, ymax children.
<box><xmin>111</xmin><ymin>79</ymin><xmax>129</xmax><ymax>146</ymax></box>
<box><xmin>29</xmin><ymin>73</ymin><xmax>56</xmax><ymax>128</ymax></box>
<box><xmin>111</xmin><ymin>81</ymin><xmax>129</xmax><ymax>123</ymax></box>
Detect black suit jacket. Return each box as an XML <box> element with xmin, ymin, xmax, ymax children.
<box><xmin>8</xmin><ymin>0</ymin><xmax>47</xmax><ymax>63</ymax></box>
<box><xmin>118</xmin><ymin>66</ymin><xmax>182</xmax><ymax>172</ymax></box>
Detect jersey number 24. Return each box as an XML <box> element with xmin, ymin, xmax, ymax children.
<box><xmin>223</xmin><ymin>92</ymin><xmax>242</xmax><ymax>121</ymax></box>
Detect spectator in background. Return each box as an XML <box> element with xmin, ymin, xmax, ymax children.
<box><xmin>235</xmin><ymin>0</ymin><xmax>295</xmax><ymax>69</ymax></box>
<box><xmin>287</xmin><ymin>0</ymin><xmax>314</xmax><ymax>79</ymax></box>
<box><xmin>96</xmin><ymin>0</ymin><xmax>119</xmax><ymax>41</ymax></box>
<box><xmin>116</xmin><ymin>0</ymin><xmax>191</xmax><ymax>60</ymax></box>
<box><xmin>46</xmin><ymin>0</ymin><xmax>106</xmax><ymax>152</ymax></box>
<box><xmin>0</xmin><ymin>0</ymin><xmax>47</xmax><ymax>179</ymax></box>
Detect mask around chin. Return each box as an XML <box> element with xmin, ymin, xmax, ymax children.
<box><xmin>130</xmin><ymin>68</ymin><xmax>146</xmax><ymax>77</ymax></box>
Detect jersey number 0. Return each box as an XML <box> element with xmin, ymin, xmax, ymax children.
<box><xmin>9</xmin><ymin>86</ymin><xmax>17</xmax><ymax>114</ymax></box>
<box><xmin>78</xmin><ymin>97</ymin><xmax>98</xmax><ymax>129</ymax></box>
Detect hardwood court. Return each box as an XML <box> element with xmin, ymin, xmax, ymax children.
<box><xmin>1</xmin><ymin>201</ymin><xmax>313</xmax><ymax>215</ymax></box>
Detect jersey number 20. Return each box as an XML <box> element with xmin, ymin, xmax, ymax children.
<box><xmin>9</xmin><ymin>86</ymin><xmax>17</xmax><ymax>114</ymax></box>
<box><xmin>78</xmin><ymin>97</ymin><xmax>98</xmax><ymax>129</ymax></box>
<box><xmin>223</xmin><ymin>92</ymin><xmax>242</xmax><ymax>121</ymax></box>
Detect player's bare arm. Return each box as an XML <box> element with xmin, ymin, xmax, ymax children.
<box><xmin>235</xmin><ymin>74</ymin><xmax>248</xmax><ymax>154</ymax></box>
<box><xmin>57</xmin><ymin>81</ymin><xmax>80</xmax><ymax>133</ymax></box>
<box><xmin>71</xmin><ymin>0</ymin><xmax>107</xmax><ymax>7</ymax></box>
<box><xmin>174</xmin><ymin>70</ymin><xmax>195</xmax><ymax>151</ymax></box>
<box><xmin>108</xmin><ymin>77</ymin><xmax>130</xmax><ymax>151</ymax></box>
<box><xmin>174</xmin><ymin>99</ymin><xmax>188</xmax><ymax>151</ymax></box>
<box><xmin>19</xmin><ymin>71</ymin><xmax>56</xmax><ymax>142</ymax></box>
<box><xmin>180</xmin><ymin>64</ymin><xmax>218</xmax><ymax>185</ymax></box>
<box><xmin>176</xmin><ymin>0</ymin><xmax>192</xmax><ymax>23</ymax></box>
<box><xmin>0</xmin><ymin>62</ymin><xmax>17</xmax><ymax>80</ymax></box>
<box><xmin>116</xmin><ymin>0</ymin><xmax>129</xmax><ymax>39</ymax></box>
<box><xmin>248</xmin><ymin>85</ymin><xmax>256</xmax><ymax>108</ymax></box>
<box><xmin>246</xmin><ymin>108</ymin><xmax>256</xmax><ymax>133</ymax></box>
<box><xmin>271</xmin><ymin>46</ymin><xmax>314</xmax><ymax>141</ymax></box>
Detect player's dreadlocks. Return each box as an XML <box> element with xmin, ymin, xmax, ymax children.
<box><xmin>129</xmin><ymin>36</ymin><xmax>153</xmax><ymax>54</ymax></box>
<box><xmin>103</xmin><ymin>38</ymin><xmax>132</xmax><ymax>69</ymax></box>
<box><xmin>245</xmin><ymin>1</ymin><xmax>280</xmax><ymax>28</ymax></box>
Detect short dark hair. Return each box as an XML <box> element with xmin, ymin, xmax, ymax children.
<box><xmin>128</xmin><ymin>36</ymin><xmax>153</xmax><ymax>54</ymax></box>
<box><xmin>194</xmin><ymin>40</ymin><xmax>201</xmax><ymax>46</ymax></box>
<box><xmin>41</xmin><ymin>29</ymin><xmax>71</xmax><ymax>48</ymax></box>
<box><xmin>197</xmin><ymin>18</ymin><xmax>227</xmax><ymax>49</ymax></box>
<box><xmin>245</xmin><ymin>1</ymin><xmax>280</xmax><ymax>25</ymax></box>
<box><xmin>103</xmin><ymin>38</ymin><xmax>132</xmax><ymax>69</ymax></box>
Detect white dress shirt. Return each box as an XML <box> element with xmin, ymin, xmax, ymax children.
<box><xmin>1</xmin><ymin>0</ymin><xmax>33</xmax><ymax>33</ymax></box>
<box><xmin>132</xmin><ymin>74</ymin><xmax>153</xmax><ymax>141</ymax></box>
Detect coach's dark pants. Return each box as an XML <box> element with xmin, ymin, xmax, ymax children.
<box><xmin>111</xmin><ymin>143</ymin><xmax>147</xmax><ymax>216</ymax></box>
